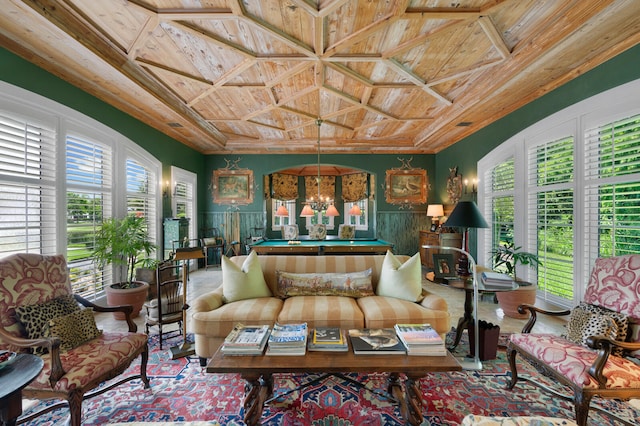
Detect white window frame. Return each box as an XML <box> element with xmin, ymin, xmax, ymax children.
<box><xmin>0</xmin><ymin>81</ymin><xmax>162</xmax><ymax>299</ymax></box>
<box><xmin>171</xmin><ymin>166</ymin><xmax>198</xmax><ymax>270</ymax></box>
<box><xmin>478</xmin><ymin>78</ymin><xmax>640</xmax><ymax>308</ymax></box>
<box><xmin>343</xmin><ymin>199</ymin><xmax>368</xmax><ymax>230</ymax></box>
<box><xmin>271</xmin><ymin>199</ymin><xmax>296</xmax><ymax>231</ymax></box>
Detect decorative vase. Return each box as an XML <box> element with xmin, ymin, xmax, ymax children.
<box><xmin>105</xmin><ymin>281</ymin><xmax>149</xmax><ymax>320</ymax></box>
<box><xmin>496</xmin><ymin>281</ymin><xmax>537</xmax><ymax>319</ymax></box>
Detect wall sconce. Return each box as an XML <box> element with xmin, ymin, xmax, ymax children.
<box><xmin>463</xmin><ymin>178</ymin><xmax>478</xmax><ymax>194</ymax></box>
<box><xmin>163</xmin><ymin>181</ymin><xmax>170</xmax><ymax>198</ymax></box>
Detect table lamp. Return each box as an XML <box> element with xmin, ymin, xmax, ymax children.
<box><xmin>426</xmin><ymin>204</ymin><xmax>444</xmax><ymax>226</ymax></box>
<box><xmin>443</xmin><ymin>201</ymin><xmax>488</xmax><ymax>276</ymax></box>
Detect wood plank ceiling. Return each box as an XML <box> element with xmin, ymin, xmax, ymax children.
<box><xmin>1</xmin><ymin>0</ymin><xmax>639</xmax><ymax>155</ymax></box>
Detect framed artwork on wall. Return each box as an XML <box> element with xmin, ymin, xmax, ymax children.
<box><xmin>212</xmin><ymin>160</ymin><xmax>254</xmax><ymax>206</ymax></box>
<box><xmin>385</xmin><ymin>166</ymin><xmax>428</xmax><ymax>206</ymax></box>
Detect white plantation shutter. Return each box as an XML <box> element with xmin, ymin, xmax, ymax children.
<box><xmin>483</xmin><ymin>158</ymin><xmax>514</xmax><ymax>268</ymax></box>
<box><xmin>66</xmin><ymin>135</ymin><xmax>113</xmax><ymax>297</ymax></box>
<box><xmin>0</xmin><ymin>112</ymin><xmax>57</xmax><ymax>256</ymax></box>
<box><xmin>527</xmin><ymin>136</ymin><xmax>574</xmax><ymax>304</ymax></box>
<box><xmin>584</xmin><ymin>114</ymin><xmax>640</xmax><ymax>264</ymax></box>
<box><xmin>126</xmin><ymin>157</ymin><xmax>158</xmax><ymax>252</ymax></box>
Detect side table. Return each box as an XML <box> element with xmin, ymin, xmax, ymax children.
<box><xmin>442</xmin><ymin>277</ymin><xmax>518</xmax><ymax>351</ymax></box>
<box><xmin>0</xmin><ymin>353</ymin><xmax>44</xmax><ymax>426</ymax></box>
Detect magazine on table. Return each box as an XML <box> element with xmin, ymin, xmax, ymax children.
<box><xmin>312</xmin><ymin>327</ymin><xmax>343</xmax><ymax>345</ymax></box>
<box><xmin>394</xmin><ymin>324</ymin><xmax>444</xmax><ymax>346</ymax></box>
<box><xmin>348</xmin><ymin>328</ymin><xmax>406</xmax><ymax>355</ymax></box>
<box><xmin>268</xmin><ymin>322</ymin><xmax>308</xmax><ymax>346</ymax></box>
<box><xmin>308</xmin><ymin>329</ymin><xmax>348</xmax><ymax>352</ymax></box>
<box><xmin>224</xmin><ymin>324</ymin><xmax>271</xmax><ymax>347</ymax></box>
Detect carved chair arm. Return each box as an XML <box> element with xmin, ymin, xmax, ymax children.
<box><xmin>518</xmin><ymin>304</ymin><xmax>571</xmax><ymax>333</ymax></box>
<box><xmin>73</xmin><ymin>294</ymin><xmax>137</xmax><ymax>332</ymax></box>
<box><xmin>0</xmin><ymin>327</ymin><xmax>65</xmax><ymax>386</ymax></box>
<box><xmin>585</xmin><ymin>335</ymin><xmax>640</xmax><ymax>387</ymax></box>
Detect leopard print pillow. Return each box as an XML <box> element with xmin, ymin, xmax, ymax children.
<box><xmin>15</xmin><ymin>295</ymin><xmax>80</xmax><ymax>353</ymax></box>
<box><xmin>579</xmin><ymin>301</ymin><xmax>629</xmax><ymax>356</ymax></box>
<box><xmin>564</xmin><ymin>305</ymin><xmax>618</xmax><ymax>349</ymax></box>
<box><xmin>49</xmin><ymin>308</ymin><xmax>102</xmax><ymax>351</ymax></box>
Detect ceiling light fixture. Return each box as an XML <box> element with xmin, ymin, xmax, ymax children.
<box><xmin>301</xmin><ymin>119</ymin><xmax>339</xmax><ymax>218</ymax></box>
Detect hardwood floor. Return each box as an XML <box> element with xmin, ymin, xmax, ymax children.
<box><xmin>95</xmin><ymin>266</ymin><xmax>567</xmax><ymax>336</ymax></box>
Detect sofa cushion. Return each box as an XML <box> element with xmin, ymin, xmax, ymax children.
<box><xmin>357</xmin><ymin>295</ymin><xmax>450</xmax><ymax>334</ymax></box>
<box><xmin>277</xmin><ymin>296</ymin><xmax>365</xmax><ymax>330</ymax></box>
<box><xmin>376</xmin><ymin>251</ymin><xmax>422</xmax><ymax>302</ymax></box>
<box><xmin>191</xmin><ymin>297</ymin><xmax>283</xmax><ymax>338</ymax></box>
<box><xmin>338</xmin><ymin>224</ymin><xmax>355</xmax><ymax>239</ymax></box>
<box><xmin>276</xmin><ymin>269</ymin><xmax>374</xmax><ymax>298</ymax></box>
<box><xmin>578</xmin><ymin>302</ymin><xmax>629</xmax><ymax>356</ymax></box>
<box><xmin>222</xmin><ymin>251</ymin><xmax>271</xmax><ymax>303</ymax></box>
<box><xmin>48</xmin><ymin>308</ymin><xmax>103</xmax><ymax>351</ymax></box>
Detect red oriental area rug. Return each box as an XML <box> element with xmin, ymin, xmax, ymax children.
<box><xmin>20</xmin><ymin>332</ymin><xmax>640</xmax><ymax>425</ymax></box>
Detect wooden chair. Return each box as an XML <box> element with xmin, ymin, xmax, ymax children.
<box><xmin>200</xmin><ymin>227</ymin><xmax>225</xmax><ymax>269</ymax></box>
<box><xmin>0</xmin><ymin>253</ymin><xmax>149</xmax><ymax>426</ymax></box>
<box><xmin>144</xmin><ymin>261</ymin><xmax>184</xmax><ymax>349</ymax></box>
<box><xmin>506</xmin><ymin>254</ymin><xmax>640</xmax><ymax>426</ymax></box>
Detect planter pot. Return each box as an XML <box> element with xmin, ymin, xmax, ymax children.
<box><xmin>105</xmin><ymin>281</ymin><xmax>149</xmax><ymax>320</ymax></box>
<box><xmin>135</xmin><ymin>267</ymin><xmax>157</xmax><ymax>301</ymax></box>
<box><xmin>496</xmin><ymin>281</ymin><xmax>537</xmax><ymax>319</ymax></box>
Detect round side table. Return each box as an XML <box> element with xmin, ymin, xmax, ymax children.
<box><xmin>0</xmin><ymin>353</ymin><xmax>44</xmax><ymax>426</ymax></box>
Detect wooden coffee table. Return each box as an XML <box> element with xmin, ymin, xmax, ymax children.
<box><xmin>206</xmin><ymin>345</ymin><xmax>461</xmax><ymax>425</ymax></box>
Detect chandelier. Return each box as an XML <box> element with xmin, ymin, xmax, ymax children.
<box><xmin>300</xmin><ymin>119</ymin><xmax>339</xmax><ymax>218</ymax></box>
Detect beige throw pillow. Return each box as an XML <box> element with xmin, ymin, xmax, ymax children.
<box><xmin>376</xmin><ymin>251</ymin><xmax>422</xmax><ymax>302</ymax></box>
<box><xmin>222</xmin><ymin>251</ymin><xmax>271</xmax><ymax>303</ymax></box>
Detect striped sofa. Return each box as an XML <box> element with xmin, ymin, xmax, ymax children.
<box><xmin>191</xmin><ymin>254</ymin><xmax>451</xmax><ymax>361</ymax></box>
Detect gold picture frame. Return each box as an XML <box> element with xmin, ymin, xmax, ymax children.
<box><xmin>385</xmin><ymin>168</ymin><xmax>428</xmax><ymax>205</ymax></box>
<box><xmin>212</xmin><ymin>167</ymin><xmax>254</xmax><ymax>206</ymax></box>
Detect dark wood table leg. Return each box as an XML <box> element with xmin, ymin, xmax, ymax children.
<box><xmin>241</xmin><ymin>373</ymin><xmax>272</xmax><ymax>426</ymax></box>
<box><xmin>448</xmin><ymin>287</ymin><xmax>474</xmax><ymax>350</ymax></box>
<box><xmin>387</xmin><ymin>373</ymin><xmax>424</xmax><ymax>426</ymax></box>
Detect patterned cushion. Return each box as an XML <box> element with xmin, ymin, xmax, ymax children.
<box><xmin>49</xmin><ymin>309</ymin><xmax>103</xmax><ymax>351</ymax></box>
<box><xmin>338</xmin><ymin>224</ymin><xmax>355</xmax><ymax>239</ymax></box>
<box><xmin>276</xmin><ymin>269</ymin><xmax>374</xmax><ymax>298</ymax></box>
<box><xmin>461</xmin><ymin>414</ymin><xmax>577</xmax><ymax>425</ymax></box>
<box><xmin>15</xmin><ymin>295</ymin><xmax>80</xmax><ymax>353</ymax></box>
<box><xmin>563</xmin><ymin>306</ymin><xmax>618</xmax><ymax>347</ymax></box>
<box><xmin>583</xmin><ymin>255</ymin><xmax>640</xmax><ymax>319</ymax></box>
<box><xmin>509</xmin><ymin>333</ymin><xmax>640</xmax><ymax>389</ymax></box>
<box><xmin>308</xmin><ymin>224</ymin><xmax>326</xmax><ymax>240</ymax></box>
<box><xmin>281</xmin><ymin>225</ymin><xmax>298</xmax><ymax>240</ymax></box>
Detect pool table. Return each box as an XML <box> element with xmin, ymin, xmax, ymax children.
<box><xmin>250</xmin><ymin>238</ymin><xmax>394</xmax><ymax>255</ymax></box>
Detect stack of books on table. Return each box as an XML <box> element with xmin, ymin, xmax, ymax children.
<box><xmin>348</xmin><ymin>328</ymin><xmax>407</xmax><ymax>355</ymax></box>
<box><xmin>307</xmin><ymin>327</ymin><xmax>348</xmax><ymax>352</ymax></box>
<box><xmin>394</xmin><ymin>323</ymin><xmax>447</xmax><ymax>356</ymax></box>
<box><xmin>221</xmin><ymin>324</ymin><xmax>270</xmax><ymax>356</ymax></box>
<box><xmin>266</xmin><ymin>322</ymin><xmax>308</xmax><ymax>356</ymax></box>
<box><xmin>481</xmin><ymin>271</ymin><xmax>515</xmax><ymax>288</ymax></box>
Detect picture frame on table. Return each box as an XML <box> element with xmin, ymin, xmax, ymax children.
<box><xmin>430</xmin><ymin>223</ymin><xmax>438</xmax><ymax>232</ymax></box>
<box><xmin>433</xmin><ymin>253</ymin><xmax>455</xmax><ymax>279</ymax></box>
<box><xmin>212</xmin><ymin>168</ymin><xmax>254</xmax><ymax>206</ymax></box>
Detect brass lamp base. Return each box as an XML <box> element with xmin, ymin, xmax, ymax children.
<box><xmin>170</xmin><ymin>341</ymin><xmax>195</xmax><ymax>359</ymax></box>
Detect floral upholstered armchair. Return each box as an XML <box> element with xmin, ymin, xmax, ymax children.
<box><xmin>506</xmin><ymin>254</ymin><xmax>640</xmax><ymax>426</ymax></box>
<box><xmin>0</xmin><ymin>253</ymin><xmax>150</xmax><ymax>426</ymax></box>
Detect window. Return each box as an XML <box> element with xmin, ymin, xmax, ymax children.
<box><xmin>66</xmin><ymin>134</ymin><xmax>113</xmax><ymax>297</ymax></box>
<box><xmin>0</xmin><ymin>111</ymin><xmax>57</xmax><ymax>256</ymax></box>
<box><xmin>1</xmin><ymin>81</ymin><xmax>162</xmax><ymax>300</ymax></box>
<box><xmin>305</xmin><ymin>211</ymin><xmax>335</xmax><ymax>229</ymax></box>
<box><xmin>170</xmin><ymin>166</ymin><xmax>198</xmax><ymax>269</ymax></box>
<box><xmin>528</xmin><ymin>136</ymin><xmax>574</xmax><ymax>303</ymax></box>
<box><xmin>478</xmin><ymin>79</ymin><xmax>640</xmax><ymax>308</ymax></box>
<box><xmin>271</xmin><ymin>199</ymin><xmax>296</xmax><ymax>230</ymax></box>
<box><xmin>484</xmin><ymin>158</ymin><xmax>514</xmax><ymax>268</ymax></box>
<box><xmin>344</xmin><ymin>199</ymin><xmax>368</xmax><ymax>230</ymax></box>
<box><xmin>584</xmin><ymin>114</ymin><xmax>640</xmax><ymax>260</ymax></box>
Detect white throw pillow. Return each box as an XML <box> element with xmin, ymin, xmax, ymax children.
<box><xmin>376</xmin><ymin>251</ymin><xmax>422</xmax><ymax>302</ymax></box>
<box><xmin>222</xmin><ymin>251</ymin><xmax>271</xmax><ymax>303</ymax></box>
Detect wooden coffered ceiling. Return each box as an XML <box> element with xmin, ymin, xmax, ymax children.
<box><xmin>1</xmin><ymin>1</ymin><xmax>639</xmax><ymax>155</ymax></box>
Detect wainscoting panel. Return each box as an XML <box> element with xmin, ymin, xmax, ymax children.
<box><xmin>376</xmin><ymin>211</ymin><xmax>430</xmax><ymax>256</ymax></box>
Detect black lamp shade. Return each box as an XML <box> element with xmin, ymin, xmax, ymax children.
<box><xmin>444</xmin><ymin>201</ymin><xmax>489</xmax><ymax>229</ymax></box>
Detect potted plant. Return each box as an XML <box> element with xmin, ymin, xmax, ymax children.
<box><xmin>135</xmin><ymin>257</ymin><xmax>161</xmax><ymax>301</ymax></box>
<box><xmin>92</xmin><ymin>215</ymin><xmax>157</xmax><ymax>319</ymax></box>
<box><xmin>490</xmin><ymin>242</ymin><xmax>542</xmax><ymax>319</ymax></box>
